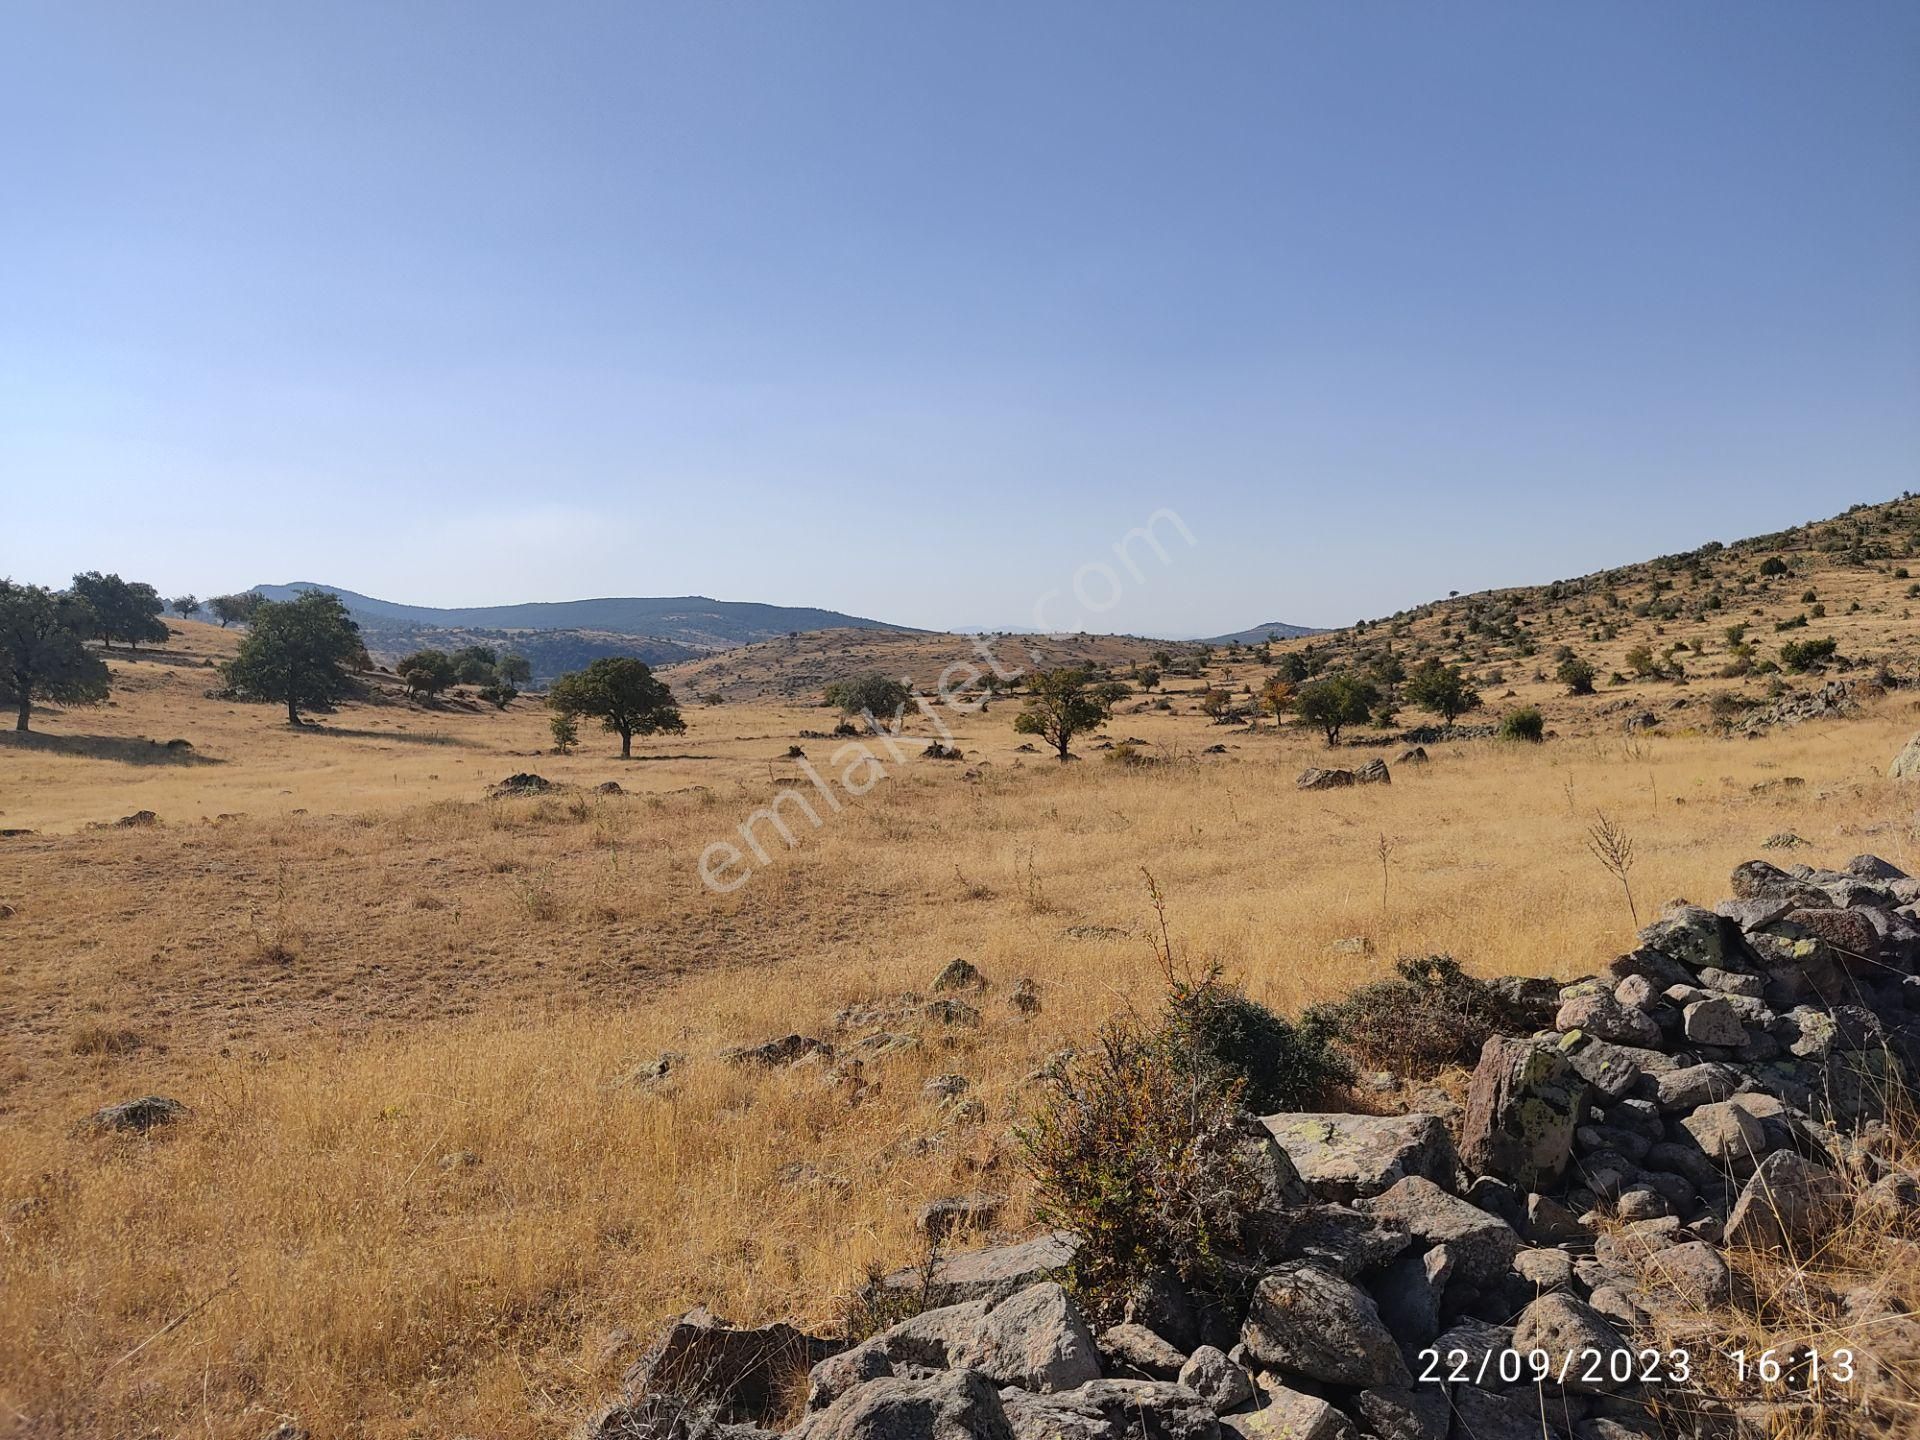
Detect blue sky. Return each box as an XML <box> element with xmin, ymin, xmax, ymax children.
<box><xmin>4</xmin><ymin>3</ymin><xmax>1916</xmax><ymax>636</ymax></box>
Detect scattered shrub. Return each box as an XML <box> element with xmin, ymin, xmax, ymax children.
<box><xmin>1780</xmin><ymin>636</ymin><xmax>1838</xmax><ymax>672</ymax></box>
<box><xmin>1304</xmin><ymin>954</ymin><xmax>1528</xmax><ymax>1077</ymax></box>
<box><xmin>1163</xmin><ymin>973</ymin><xmax>1354</xmax><ymax>1114</ymax></box>
<box><xmin>1021</xmin><ymin>1015</ymin><xmax>1269</xmax><ymax>1322</ymax></box>
<box><xmin>1498</xmin><ymin>706</ymin><xmax>1545</xmax><ymax>742</ymax></box>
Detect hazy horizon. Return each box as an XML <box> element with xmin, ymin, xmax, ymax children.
<box><xmin>6</xmin><ymin>4</ymin><xmax>1917</xmax><ymax>634</ymax></box>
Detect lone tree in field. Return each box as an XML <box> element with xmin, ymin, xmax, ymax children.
<box><xmin>1260</xmin><ymin>674</ymin><xmax>1295</xmax><ymax>726</ymax></box>
<box><xmin>1013</xmin><ymin>666</ymin><xmax>1123</xmax><ymax>760</ymax></box>
<box><xmin>396</xmin><ymin>649</ymin><xmax>457</xmax><ymax>698</ymax></box>
<box><xmin>824</xmin><ymin>672</ymin><xmax>913</xmax><ymax>727</ymax></box>
<box><xmin>548</xmin><ymin>657</ymin><xmax>684</xmax><ymax>758</ymax></box>
<box><xmin>1294</xmin><ymin>673</ymin><xmax>1378</xmax><ymax>746</ymax></box>
<box><xmin>208</xmin><ymin>592</ymin><xmax>263</xmax><ymax>627</ymax></box>
<box><xmin>170</xmin><ymin>594</ymin><xmax>200</xmax><ymax>620</ymax></box>
<box><xmin>0</xmin><ymin>580</ymin><xmax>110</xmax><ymax>732</ymax></box>
<box><xmin>1556</xmin><ymin>654</ymin><xmax>1597</xmax><ymax>696</ymax></box>
<box><xmin>497</xmin><ymin>653</ymin><xmax>533</xmax><ymax>686</ymax></box>
<box><xmin>1404</xmin><ymin>659</ymin><xmax>1481</xmax><ymax>724</ymax></box>
<box><xmin>69</xmin><ymin>572</ymin><xmax>169</xmax><ymax>650</ymax></box>
<box><xmin>223</xmin><ymin>590</ymin><xmax>364</xmax><ymax>725</ymax></box>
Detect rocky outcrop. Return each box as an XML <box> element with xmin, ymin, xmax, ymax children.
<box><xmin>1893</xmin><ymin>731</ymin><xmax>1920</xmax><ymax>780</ymax></box>
<box><xmin>1294</xmin><ymin>768</ymin><xmax>1354</xmax><ymax>791</ymax></box>
<box><xmin>1258</xmin><ymin>1113</ymin><xmax>1457</xmax><ymax>1202</ymax></box>
<box><xmin>594</xmin><ymin>850</ymin><xmax>1920</xmax><ymax>1440</ymax></box>
<box><xmin>1459</xmin><ymin>1037</ymin><xmax>1587</xmax><ymax>1190</ymax></box>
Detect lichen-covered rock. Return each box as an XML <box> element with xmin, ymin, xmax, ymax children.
<box><xmin>82</xmin><ymin>1095</ymin><xmax>188</xmax><ymax>1134</ymax></box>
<box><xmin>1724</xmin><ymin>1151</ymin><xmax>1844</xmax><ymax>1250</ymax></box>
<box><xmin>1094</xmin><ymin>1323</ymin><xmax>1185</xmax><ymax>1381</ymax></box>
<box><xmin>808</xmin><ymin>1283</ymin><xmax>1099</xmax><ymax>1409</ymax></box>
<box><xmin>999</xmin><ymin>1379</ymin><xmax>1219</xmax><ymax>1440</ymax></box>
<box><xmin>1176</xmin><ymin>1346</ymin><xmax>1252</xmax><ymax>1415</ymax></box>
<box><xmin>1239</xmin><ymin>1263</ymin><xmax>1410</xmax><ymax>1388</ymax></box>
<box><xmin>1679</xmin><ymin>1100</ymin><xmax>1768</xmax><ymax>1172</ymax></box>
<box><xmin>1886</xmin><ymin>731</ymin><xmax>1920</xmax><ymax>780</ymax></box>
<box><xmin>1511</xmin><ymin>1294</ymin><xmax>1631</xmax><ymax>1393</ymax></box>
<box><xmin>1359</xmin><ymin>1176</ymin><xmax>1520</xmax><ymax>1285</ymax></box>
<box><xmin>1639</xmin><ymin>904</ymin><xmax>1753</xmax><ymax>972</ymax></box>
<box><xmin>1258</xmin><ymin>1112</ymin><xmax>1458</xmax><ymax>1203</ymax></box>
<box><xmin>1459</xmin><ymin>1037</ymin><xmax>1588</xmax><ymax>1191</ymax></box>
<box><xmin>1555</xmin><ymin>992</ymin><xmax>1662</xmax><ymax>1048</ymax></box>
<box><xmin>1274</xmin><ymin>1203</ymin><xmax>1411</xmax><ymax>1277</ymax></box>
<box><xmin>1221</xmin><ymin>1385</ymin><xmax>1353</xmax><ymax>1440</ymax></box>
<box><xmin>789</xmin><ymin>1369</ymin><xmax>1014</xmax><ymax>1440</ymax></box>
<box><xmin>1296</xmin><ymin>767</ymin><xmax>1355</xmax><ymax>791</ymax></box>
<box><xmin>1355</xmin><ymin>1386</ymin><xmax>1448</xmax><ymax>1440</ymax></box>
<box><xmin>1682</xmin><ymin>997</ymin><xmax>1749</xmax><ymax>1046</ymax></box>
<box><xmin>624</xmin><ymin>1307</ymin><xmax>839</xmax><ymax>1421</ymax></box>
<box><xmin>1639</xmin><ymin>1241</ymin><xmax>1732</xmax><ymax>1307</ymax></box>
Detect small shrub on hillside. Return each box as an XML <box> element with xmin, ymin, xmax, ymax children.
<box><xmin>1556</xmin><ymin>655</ymin><xmax>1596</xmax><ymax>695</ymax></box>
<box><xmin>1021</xmin><ymin>1018</ymin><xmax>1269</xmax><ymax>1323</ymax></box>
<box><xmin>1779</xmin><ymin>636</ymin><xmax>1838</xmax><ymax>673</ymax></box>
<box><xmin>1305</xmin><ymin>954</ymin><xmax>1526</xmax><ymax>1077</ymax></box>
<box><xmin>1498</xmin><ymin>706</ymin><xmax>1545</xmax><ymax>742</ymax></box>
<box><xmin>1759</xmin><ymin>556</ymin><xmax>1790</xmax><ymax>576</ymax></box>
<box><xmin>1163</xmin><ymin>974</ymin><xmax>1353</xmax><ymax>1113</ymax></box>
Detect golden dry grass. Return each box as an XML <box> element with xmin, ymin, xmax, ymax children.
<box><xmin>3</xmin><ymin>569</ymin><xmax>1920</xmax><ymax>1435</ymax></box>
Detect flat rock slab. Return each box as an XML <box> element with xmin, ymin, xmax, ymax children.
<box><xmin>872</xmin><ymin>1232</ymin><xmax>1078</xmax><ymax>1307</ymax></box>
<box><xmin>1259</xmin><ymin>1112</ymin><xmax>1458</xmax><ymax>1202</ymax></box>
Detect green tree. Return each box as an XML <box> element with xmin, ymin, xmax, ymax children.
<box><xmin>223</xmin><ymin>591</ymin><xmax>364</xmax><ymax>724</ymax></box>
<box><xmin>1013</xmin><ymin>666</ymin><xmax>1121</xmax><ymax>760</ymax></box>
<box><xmin>497</xmin><ymin>653</ymin><xmax>533</xmax><ymax>686</ymax></box>
<box><xmin>1138</xmin><ymin>666</ymin><xmax>1161</xmax><ymax>693</ymax></box>
<box><xmin>1294</xmin><ymin>673</ymin><xmax>1378</xmax><ymax>745</ymax></box>
<box><xmin>0</xmin><ymin>581</ymin><xmax>110</xmax><ymax>732</ymax></box>
<box><xmin>1404</xmin><ymin>660</ymin><xmax>1481</xmax><ymax>724</ymax></box>
<box><xmin>396</xmin><ymin>649</ymin><xmax>457</xmax><ymax>698</ymax></box>
<box><xmin>69</xmin><ymin>572</ymin><xmax>169</xmax><ymax>650</ymax></box>
<box><xmin>1556</xmin><ymin>655</ymin><xmax>1597</xmax><ymax>696</ymax></box>
<box><xmin>477</xmin><ymin>683</ymin><xmax>518</xmax><ymax>709</ymax></box>
<box><xmin>170</xmin><ymin>594</ymin><xmax>200</xmax><ymax>620</ymax></box>
<box><xmin>1779</xmin><ymin>637</ymin><xmax>1838</xmax><ymax>673</ymax></box>
<box><xmin>208</xmin><ymin>592</ymin><xmax>263</xmax><ymax>627</ymax></box>
<box><xmin>548</xmin><ymin>657</ymin><xmax>685</xmax><ymax>758</ymax></box>
<box><xmin>450</xmin><ymin>644</ymin><xmax>499</xmax><ymax>684</ymax></box>
<box><xmin>550</xmin><ymin>711</ymin><xmax>578</xmax><ymax>754</ymax></box>
<box><xmin>823</xmin><ymin>672</ymin><xmax>913</xmax><ymax>726</ymax></box>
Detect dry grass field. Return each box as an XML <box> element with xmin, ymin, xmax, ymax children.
<box><xmin>5</xmin><ymin>504</ymin><xmax>1920</xmax><ymax>1438</ymax></box>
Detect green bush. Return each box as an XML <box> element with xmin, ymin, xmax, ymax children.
<box><xmin>1779</xmin><ymin>637</ymin><xmax>1838</xmax><ymax>672</ymax></box>
<box><xmin>1759</xmin><ymin>556</ymin><xmax>1790</xmax><ymax>576</ymax></box>
<box><xmin>1163</xmin><ymin>975</ymin><xmax>1353</xmax><ymax>1113</ymax></box>
<box><xmin>1304</xmin><ymin>955</ymin><xmax>1528</xmax><ymax>1078</ymax></box>
<box><xmin>1498</xmin><ymin>707</ymin><xmax>1545</xmax><ymax>742</ymax></box>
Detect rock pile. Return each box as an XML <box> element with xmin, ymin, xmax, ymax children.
<box><xmin>588</xmin><ymin>853</ymin><xmax>1920</xmax><ymax>1440</ymax></box>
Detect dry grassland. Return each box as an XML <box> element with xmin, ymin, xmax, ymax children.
<box><xmin>4</xmin><ymin>607</ymin><xmax>1919</xmax><ymax>1436</ymax></box>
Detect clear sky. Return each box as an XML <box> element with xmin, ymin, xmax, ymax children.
<box><xmin>4</xmin><ymin>3</ymin><xmax>1917</xmax><ymax>637</ymax></box>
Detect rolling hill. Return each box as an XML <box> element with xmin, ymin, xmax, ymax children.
<box><xmin>250</xmin><ymin>583</ymin><xmax>909</xmax><ymax>651</ymax></box>
<box><xmin>1199</xmin><ymin>620</ymin><xmax>1329</xmax><ymax>645</ymax></box>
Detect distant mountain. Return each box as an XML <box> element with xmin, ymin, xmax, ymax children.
<box><xmin>1198</xmin><ymin>621</ymin><xmax>1329</xmax><ymax>645</ymax></box>
<box><xmin>251</xmin><ymin>584</ymin><xmax>909</xmax><ymax>651</ymax></box>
